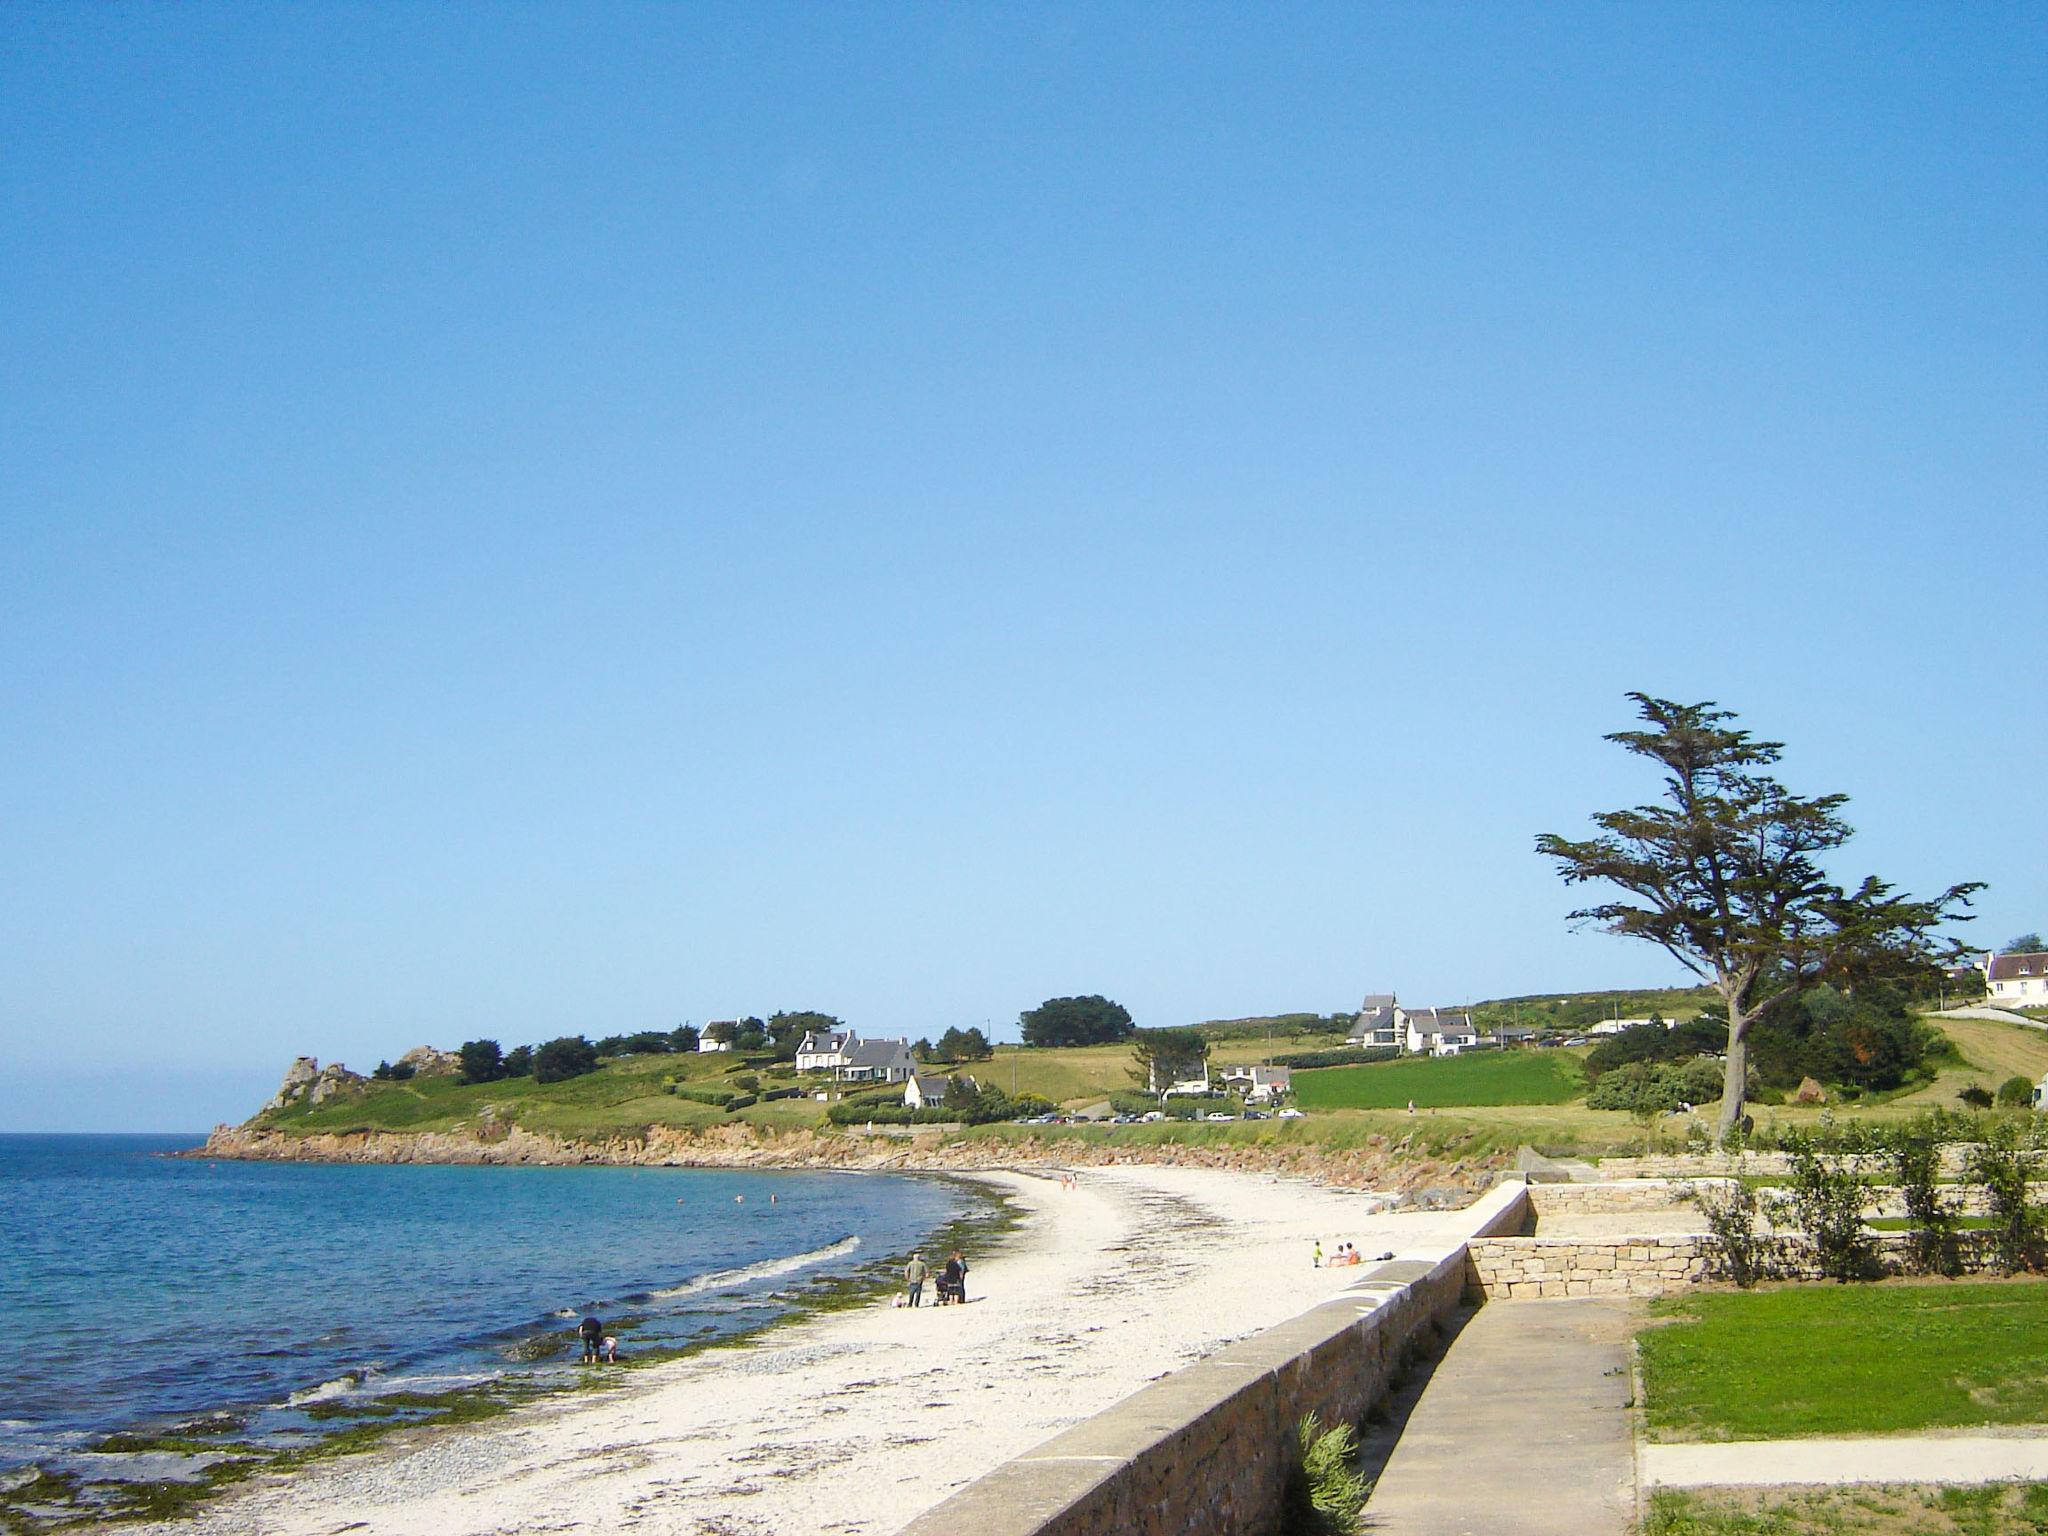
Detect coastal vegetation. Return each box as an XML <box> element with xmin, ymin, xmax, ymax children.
<box><xmin>1639</xmin><ymin>1280</ymin><xmax>2048</xmax><ymax>1441</ymax></box>
<box><xmin>1018</xmin><ymin>994</ymin><xmax>1136</xmax><ymax>1047</ymax></box>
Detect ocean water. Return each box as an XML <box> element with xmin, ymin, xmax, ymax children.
<box><xmin>0</xmin><ymin>1135</ymin><xmax>983</xmax><ymax>1478</ymax></box>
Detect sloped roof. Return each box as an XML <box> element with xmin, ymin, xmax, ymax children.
<box><xmin>1990</xmin><ymin>952</ymin><xmax>2048</xmax><ymax>981</ymax></box>
<box><xmin>846</xmin><ymin>1037</ymin><xmax>913</xmax><ymax>1069</ymax></box>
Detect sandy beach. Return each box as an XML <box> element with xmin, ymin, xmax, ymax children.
<box><xmin>141</xmin><ymin>1165</ymin><xmax>1485</xmax><ymax>1536</ymax></box>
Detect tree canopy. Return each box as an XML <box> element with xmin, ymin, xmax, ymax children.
<box><xmin>2005</xmin><ymin>933</ymin><xmax>2045</xmax><ymax>955</ymax></box>
<box><xmin>931</xmin><ymin>1026</ymin><xmax>994</xmax><ymax>1062</ymax></box>
<box><xmin>1537</xmin><ymin>693</ymin><xmax>1979</xmax><ymax>1133</ymax></box>
<box><xmin>532</xmin><ymin>1036</ymin><xmax>599</xmax><ymax>1084</ymax></box>
<box><xmin>1019</xmin><ymin>995</ymin><xmax>1136</xmax><ymax>1048</ymax></box>
<box><xmin>457</xmin><ymin>1038</ymin><xmax>505</xmax><ymax>1085</ymax></box>
<box><xmin>1129</xmin><ymin>1027</ymin><xmax>1210</xmax><ymax>1091</ymax></box>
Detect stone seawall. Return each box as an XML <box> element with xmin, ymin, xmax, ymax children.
<box><xmin>894</xmin><ymin>1182</ymin><xmax>1532</xmax><ymax>1536</ymax></box>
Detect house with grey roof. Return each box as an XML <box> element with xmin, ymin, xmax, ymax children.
<box><xmin>1349</xmin><ymin>994</ymin><xmax>1400</xmax><ymax>1049</ymax></box>
<box><xmin>906</xmin><ymin>1073</ymin><xmax>976</xmax><ymax>1111</ymax></box>
<box><xmin>838</xmin><ymin>1036</ymin><xmax>916</xmax><ymax>1084</ymax></box>
<box><xmin>794</xmin><ymin>1028</ymin><xmax>858</xmax><ymax>1073</ymax></box>
<box><xmin>1399</xmin><ymin>1006</ymin><xmax>1479</xmax><ymax>1057</ymax></box>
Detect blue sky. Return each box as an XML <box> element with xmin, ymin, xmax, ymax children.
<box><xmin>2</xmin><ymin>5</ymin><xmax>2042</xmax><ymax>1132</ymax></box>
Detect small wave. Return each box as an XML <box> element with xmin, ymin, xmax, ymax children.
<box><xmin>649</xmin><ymin>1236</ymin><xmax>860</xmax><ymax>1299</ymax></box>
<box><xmin>286</xmin><ymin>1370</ymin><xmax>372</xmax><ymax>1407</ymax></box>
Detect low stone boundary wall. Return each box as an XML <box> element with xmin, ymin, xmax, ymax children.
<box><xmin>896</xmin><ymin>1182</ymin><xmax>1531</xmax><ymax>1536</ymax></box>
<box><xmin>1525</xmin><ymin>1179</ymin><xmax>1692</xmax><ymax>1216</ymax></box>
<box><xmin>1469</xmin><ymin>1229</ymin><xmax>2006</xmax><ymax>1299</ymax></box>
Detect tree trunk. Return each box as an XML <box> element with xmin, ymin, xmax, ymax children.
<box><xmin>1716</xmin><ymin>1015</ymin><xmax>1750</xmax><ymax>1137</ymax></box>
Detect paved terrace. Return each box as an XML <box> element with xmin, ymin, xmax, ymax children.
<box><xmin>1360</xmin><ymin>1297</ymin><xmax>1637</xmax><ymax>1536</ymax></box>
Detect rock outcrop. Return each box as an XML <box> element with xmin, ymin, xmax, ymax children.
<box><xmin>396</xmin><ymin>1046</ymin><xmax>461</xmax><ymax>1077</ymax></box>
<box><xmin>259</xmin><ymin>1057</ymin><xmax>366</xmax><ymax>1116</ymax></box>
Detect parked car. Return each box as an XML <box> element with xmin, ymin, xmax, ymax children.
<box><xmin>1276</xmin><ymin>1107</ymin><xmax>1305</xmax><ymax>1119</ymax></box>
<box><xmin>1140</xmin><ymin>1111</ymin><xmax>1165</xmax><ymax>1122</ymax></box>
<box><xmin>1243</xmin><ymin>1110</ymin><xmax>1268</xmax><ymax>1121</ymax></box>
<box><xmin>1204</xmin><ymin>1111</ymin><xmax>1235</xmax><ymax>1122</ymax></box>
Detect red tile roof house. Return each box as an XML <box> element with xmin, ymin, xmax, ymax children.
<box><xmin>1985</xmin><ymin>951</ymin><xmax>2048</xmax><ymax>1009</ymax></box>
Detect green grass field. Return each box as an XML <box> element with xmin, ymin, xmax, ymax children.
<box><xmin>1290</xmin><ymin>1050</ymin><xmax>1588</xmax><ymax>1110</ymax></box>
<box><xmin>1646</xmin><ymin>1484</ymin><xmax>2048</xmax><ymax>1536</ymax></box>
<box><xmin>1640</xmin><ymin>1280</ymin><xmax>2048</xmax><ymax>1442</ymax></box>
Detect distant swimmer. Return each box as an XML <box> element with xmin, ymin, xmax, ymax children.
<box><xmin>735</xmin><ymin>1194</ymin><xmax>745</xmax><ymax>1203</ymax></box>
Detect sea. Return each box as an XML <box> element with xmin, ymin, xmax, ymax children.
<box><xmin>0</xmin><ymin>1134</ymin><xmax>986</xmax><ymax>1483</ymax></box>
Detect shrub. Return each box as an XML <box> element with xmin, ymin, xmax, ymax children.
<box><xmin>731</xmin><ymin>1074</ymin><xmax>761</xmax><ymax>1092</ymax></box>
<box><xmin>672</xmin><ymin>1085</ymin><xmax>736</xmax><ymax>1107</ymax></box>
<box><xmin>761</xmin><ymin>1086</ymin><xmax>805</xmax><ymax>1102</ymax></box>
<box><xmin>1696</xmin><ymin>1178</ymin><xmax>1769</xmax><ymax>1288</ymax></box>
<box><xmin>1281</xmin><ymin>1413</ymin><xmax>1365</xmax><ymax>1536</ymax></box>
<box><xmin>1587</xmin><ymin>1059</ymin><xmax>1724</xmax><ymax>1113</ymax></box>
<box><xmin>1959</xmin><ymin>1084</ymin><xmax>1995</xmax><ymax>1109</ymax></box>
<box><xmin>1966</xmin><ymin>1122</ymin><xmax>2044</xmax><ymax>1274</ymax></box>
<box><xmin>723</xmin><ymin>1094</ymin><xmax>758</xmax><ymax>1111</ymax></box>
<box><xmin>1880</xmin><ymin>1120</ymin><xmax>1964</xmax><ymax>1277</ymax></box>
<box><xmin>1771</xmin><ymin>1137</ymin><xmax>1877</xmax><ymax>1282</ymax></box>
<box><xmin>1271</xmin><ymin>1046</ymin><xmax>1398</xmax><ymax>1070</ymax></box>
<box><xmin>1109</xmin><ymin>1090</ymin><xmax>1162</xmax><ymax>1116</ymax></box>
<box><xmin>370</xmin><ymin>1060</ymin><xmax>416</xmax><ymax>1081</ymax></box>
<box><xmin>1998</xmin><ymin>1076</ymin><xmax>2036</xmax><ymax>1108</ymax></box>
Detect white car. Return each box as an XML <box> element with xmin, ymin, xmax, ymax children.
<box><xmin>1205</xmin><ymin>1112</ymin><xmax>1236</xmax><ymax>1122</ymax></box>
<box><xmin>1276</xmin><ymin>1107</ymin><xmax>1305</xmax><ymax>1119</ymax></box>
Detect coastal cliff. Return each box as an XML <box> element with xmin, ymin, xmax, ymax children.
<box><xmin>195</xmin><ymin>1120</ymin><xmax>1497</xmax><ymax>1199</ymax></box>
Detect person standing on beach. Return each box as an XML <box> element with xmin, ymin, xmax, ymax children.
<box><xmin>904</xmin><ymin>1253</ymin><xmax>929</xmax><ymax>1308</ymax></box>
<box><xmin>578</xmin><ymin>1315</ymin><xmax>604</xmax><ymax>1364</ymax></box>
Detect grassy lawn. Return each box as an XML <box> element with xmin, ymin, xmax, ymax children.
<box><xmin>1640</xmin><ymin>1280</ymin><xmax>2048</xmax><ymax>1442</ymax></box>
<box><xmin>1646</xmin><ymin>1485</ymin><xmax>2048</xmax><ymax>1536</ymax></box>
<box><xmin>1290</xmin><ymin>1050</ymin><xmax>1587</xmax><ymax>1110</ymax></box>
<box><xmin>1893</xmin><ymin>1016</ymin><xmax>2048</xmax><ymax>1108</ymax></box>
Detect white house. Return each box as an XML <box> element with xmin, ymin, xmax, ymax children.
<box><xmin>1987</xmin><ymin>952</ymin><xmax>2048</xmax><ymax>1009</ymax></box>
<box><xmin>1588</xmin><ymin>1017</ymin><xmax>1674</xmax><ymax>1038</ymax></box>
<box><xmin>1348</xmin><ymin>994</ymin><xmax>1401</xmax><ymax>1049</ymax></box>
<box><xmin>794</xmin><ymin>1028</ymin><xmax>858</xmax><ymax>1073</ymax></box>
<box><xmin>1400</xmin><ymin>1007</ymin><xmax>1479</xmax><ymax>1057</ymax></box>
<box><xmin>839</xmin><ymin>1037</ymin><xmax>917</xmax><ymax>1084</ymax></box>
<box><xmin>906</xmin><ymin>1073</ymin><xmax>975</xmax><ymax>1111</ymax></box>
<box><xmin>697</xmin><ymin>1021</ymin><xmax>738</xmax><ymax>1054</ymax></box>
<box><xmin>1220</xmin><ymin>1064</ymin><xmax>1293</xmax><ymax>1102</ymax></box>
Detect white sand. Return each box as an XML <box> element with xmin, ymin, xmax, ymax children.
<box><xmin>150</xmin><ymin>1166</ymin><xmax>1482</xmax><ymax>1536</ymax></box>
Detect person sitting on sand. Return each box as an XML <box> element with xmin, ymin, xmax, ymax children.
<box><xmin>578</xmin><ymin>1315</ymin><xmax>604</xmax><ymax>1364</ymax></box>
<box><xmin>904</xmin><ymin>1252</ymin><xmax>930</xmax><ymax>1308</ymax></box>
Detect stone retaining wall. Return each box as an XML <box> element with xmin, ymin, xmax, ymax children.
<box><xmin>1468</xmin><ymin>1229</ymin><xmax>2005</xmax><ymax>1299</ymax></box>
<box><xmin>896</xmin><ymin>1182</ymin><xmax>1531</xmax><ymax>1536</ymax></box>
<box><xmin>1524</xmin><ymin>1178</ymin><xmax>1693</xmax><ymax>1216</ymax></box>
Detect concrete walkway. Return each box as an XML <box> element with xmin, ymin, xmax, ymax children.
<box><xmin>1644</xmin><ymin>1432</ymin><xmax>2048</xmax><ymax>1488</ymax></box>
<box><xmin>1359</xmin><ymin>1299</ymin><xmax>1638</xmax><ymax>1535</ymax></box>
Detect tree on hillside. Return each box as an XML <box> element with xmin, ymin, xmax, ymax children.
<box><xmin>2005</xmin><ymin>933</ymin><xmax>2045</xmax><ymax>955</ymax></box>
<box><xmin>503</xmin><ymin>1044</ymin><xmax>534</xmax><ymax>1077</ymax></box>
<box><xmin>935</xmin><ymin>1026</ymin><xmax>994</xmax><ymax>1062</ymax></box>
<box><xmin>767</xmin><ymin>1011</ymin><xmax>843</xmax><ymax>1060</ymax></box>
<box><xmin>1129</xmin><ymin>1027</ymin><xmax>1210</xmax><ymax>1092</ymax></box>
<box><xmin>702</xmin><ymin>1021</ymin><xmax>738</xmax><ymax>1047</ymax></box>
<box><xmin>1020</xmin><ymin>995</ymin><xmax>1135</xmax><ymax>1048</ymax></box>
<box><xmin>1536</xmin><ymin>694</ymin><xmax>1980</xmax><ymax>1135</ymax></box>
<box><xmin>667</xmin><ymin>1024</ymin><xmax>699</xmax><ymax>1054</ymax></box>
<box><xmin>532</xmin><ymin>1036</ymin><xmax>599</xmax><ymax>1085</ymax></box>
<box><xmin>458</xmin><ymin>1039</ymin><xmax>505</xmax><ymax>1085</ymax></box>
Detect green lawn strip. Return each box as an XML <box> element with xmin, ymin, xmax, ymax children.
<box><xmin>1640</xmin><ymin>1280</ymin><xmax>2048</xmax><ymax>1442</ymax></box>
<box><xmin>1645</xmin><ymin>1483</ymin><xmax>2048</xmax><ymax>1536</ymax></box>
<box><xmin>1289</xmin><ymin>1050</ymin><xmax>1587</xmax><ymax>1110</ymax></box>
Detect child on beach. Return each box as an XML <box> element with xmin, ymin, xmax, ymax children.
<box><xmin>601</xmin><ymin>1336</ymin><xmax>619</xmax><ymax>1364</ymax></box>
